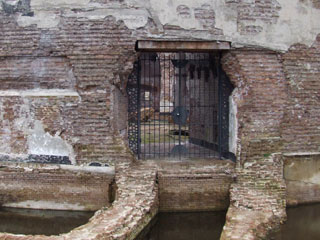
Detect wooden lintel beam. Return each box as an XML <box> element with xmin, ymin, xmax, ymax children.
<box><xmin>136</xmin><ymin>40</ymin><xmax>231</xmax><ymax>52</ymax></box>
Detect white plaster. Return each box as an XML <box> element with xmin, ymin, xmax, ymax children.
<box><xmin>31</xmin><ymin>0</ymin><xmax>91</xmax><ymax>8</ymax></box>
<box><xmin>27</xmin><ymin>120</ymin><xmax>75</xmax><ymax>163</ymax></box>
<box><xmin>283</xmin><ymin>152</ymin><xmax>320</xmax><ymax>156</ymax></box>
<box><xmin>17</xmin><ymin>11</ymin><xmax>60</xmax><ymax>29</ymax></box>
<box><xmin>2</xmin><ymin>0</ymin><xmax>19</xmax><ymax>6</ymax></box>
<box><xmin>149</xmin><ymin>0</ymin><xmax>209</xmax><ymax>30</ymax></box>
<box><xmin>67</xmin><ymin>8</ymin><xmax>149</xmax><ymax>29</ymax></box>
<box><xmin>149</xmin><ymin>0</ymin><xmax>320</xmax><ymax>51</ymax></box>
<box><xmin>0</xmin><ymin>89</ymin><xmax>80</xmax><ymax>97</ymax></box>
<box><xmin>3</xmin><ymin>200</ymin><xmax>87</xmax><ymax>211</ymax></box>
<box><xmin>11</xmin><ymin>0</ymin><xmax>320</xmax><ymax>49</ymax></box>
<box><xmin>308</xmin><ymin>173</ymin><xmax>320</xmax><ymax>185</ymax></box>
<box><xmin>0</xmin><ymin>153</ymin><xmax>29</xmax><ymax>159</ymax></box>
<box><xmin>229</xmin><ymin>89</ymin><xmax>238</xmax><ymax>155</ymax></box>
<box><xmin>61</xmin><ymin>165</ymin><xmax>115</xmax><ymax>175</ymax></box>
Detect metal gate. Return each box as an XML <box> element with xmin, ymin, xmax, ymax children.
<box><xmin>127</xmin><ymin>52</ymin><xmax>234</xmax><ymax>160</ymax></box>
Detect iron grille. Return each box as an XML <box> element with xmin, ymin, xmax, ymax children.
<box><xmin>127</xmin><ymin>52</ymin><xmax>235</xmax><ymax>160</ymax></box>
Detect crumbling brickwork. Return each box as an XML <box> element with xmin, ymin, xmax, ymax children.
<box><xmin>0</xmin><ymin>0</ymin><xmax>320</xmax><ymax>239</ymax></box>
<box><xmin>220</xmin><ymin>50</ymin><xmax>287</xmax><ymax>239</ymax></box>
<box><xmin>226</xmin><ymin>0</ymin><xmax>281</xmax><ymax>35</ymax></box>
<box><xmin>282</xmin><ymin>35</ymin><xmax>320</xmax><ymax>153</ymax></box>
<box><xmin>0</xmin><ymin>161</ymin><xmax>159</xmax><ymax>240</ymax></box>
<box><xmin>0</xmin><ymin>14</ymin><xmax>136</xmax><ymax>166</ymax></box>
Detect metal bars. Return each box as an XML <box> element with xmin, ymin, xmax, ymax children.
<box><xmin>127</xmin><ymin>52</ymin><xmax>234</xmax><ymax>160</ymax></box>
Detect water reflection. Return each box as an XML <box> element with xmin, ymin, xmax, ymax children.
<box><xmin>270</xmin><ymin>203</ymin><xmax>320</xmax><ymax>240</ymax></box>
<box><xmin>136</xmin><ymin>211</ymin><xmax>226</xmax><ymax>240</ymax></box>
<box><xmin>0</xmin><ymin>207</ymin><xmax>94</xmax><ymax>236</ymax></box>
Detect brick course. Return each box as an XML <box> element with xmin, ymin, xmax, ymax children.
<box><xmin>0</xmin><ymin>162</ymin><xmax>114</xmax><ymax>211</ymax></box>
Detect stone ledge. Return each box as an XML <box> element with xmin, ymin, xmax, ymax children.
<box><xmin>283</xmin><ymin>152</ymin><xmax>320</xmax><ymax>157</ymax></box>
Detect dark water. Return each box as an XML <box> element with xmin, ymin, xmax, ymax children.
<box><xmin>136</xmin><ymin>211</ymin><xmax>226</xmax><ymax>240</ymax></box>
<box><xmin>0</xmin><ymin>207</ymin><xmax>94</xmax><ymax>236</ymax></box>
<box><xmin>269</xmin><ymin>203</ymin><xmax>320</xmax><ymax>240</ymax></box>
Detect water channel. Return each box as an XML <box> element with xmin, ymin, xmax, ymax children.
<box><xmin>136</xmin><ymin>211</ymin><xmax>226</xmax><ymax>240</ymax></box>
<box><xmin>269</xmin><ymin>203</ymin><xmax>320</xmax><ymax>240</ymax></box>
<box><xmin>0</xmin><ymin>207</ymin><xmax>94</xmax><ymax>236</ymax></box>
<box><xmin>2</xmin><ymin>203</ymin><xmax>320</xmax><ymax>239</ymax></box>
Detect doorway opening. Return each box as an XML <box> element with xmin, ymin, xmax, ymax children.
<box><xmin>127</xmin><ymin>51</ymin><xmax>234</xmax><ymax>160</ymax></box>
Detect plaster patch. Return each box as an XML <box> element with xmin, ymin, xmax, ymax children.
<box><xmin>27</xmin><ymin>120</ymin><xmax>75</xmax><ymax>163</ymax></box>
<box><xmin>229</xmin><ymin>89</ymin><xmax>238</xmax><ymax>155</ymax></box>
<box><xmin>150</xmin><ymin>0</ymin><xmax>212</xmax><ymax>30</ymax></box>
<box><xmin>0</xmin><ymin>89</ymin><xmax>80</xmax><ymax>97</ymax></box>
<box><xmin>30</xmin><ymin>0</ymin><xmax>90</xmax><ymax>8</ymax></box>
<box><xmin>61</xmin><ymin>165</ymin><xmax>115</xmax><ymax>175</ymax></box>
<box><xmin>67</xmin><ymin>8</ymin><xmax>149</xmax><ymax>29</ymax></box>
<box><xmin>3</xmin><ymin>200</ymin><xmax>87</xmax><ymax>211</ymax></box>
<box><xmin>17</xmin><ymin>10</ymin><xmax>60</xmax><ymax>28</ymax></box>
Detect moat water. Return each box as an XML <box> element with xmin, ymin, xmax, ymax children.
<box><xmin>0</xmin><ymin>207</ymin><xmax>94</xmax><ymax>236</ymax></box>
<box><xmin>137</xmin><ymin>203</ymin><xmax>320</xmax><ymax>240</ymax></box>
<box><xmin>136</xmin><ymin>211</ymin><xmax>226</xmax><ymax>240</ymax></box>
<box><xmin>2</xmin><ymin>204</ymin><xmax>320</xmax><ymax>239</ymax></box>
<box><xmin>269</xmin><ymin>203</ymin><xmax>320</xmax><ymax>240</ymax></box>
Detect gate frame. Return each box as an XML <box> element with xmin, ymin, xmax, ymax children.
<box><xmin>127</xmin><ymin>41</ymin><xmax>235</xmax><ymax>162</ymax></box>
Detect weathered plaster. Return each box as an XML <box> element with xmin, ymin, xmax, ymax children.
<box><xmin>27</xmin><ymin>120</ymin><xmax>75</xmax><ymax>163</ymax></box>
<box><xmin>0</xmin><ymin>89</ymin><xmax>80</xmax><ymax>97</ymax></box>
<box><xmin>149</xmin><ymin>0</ymin><xmax>219</xmax><ymax>31</ymax></box>
<box><xmin>3</xmin><ymin>200</ymin><xmax>87</xmax><ymax>211</ymax></box>
<box><xmin>6</xmin><ymin>0</ymin><xmax>320</xmax><ymax>50</ymax></box>
<box><xmin>229</xmin><ymin>89</ymin><xmax>238</xmax><ymax>156</ymax></box>
<box><xmin>17</xmin><ymin>10</ymin><xmax>60</xmax><ymax>29</ymax></box>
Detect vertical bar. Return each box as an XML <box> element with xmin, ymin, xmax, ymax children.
<box><xmin>192</xmin><ymin>53</ymin><xmax>195</xmax><ymax>158</ymax></box>
<box><xmin>169</xmin><ymin>54</ymin><xmax>171</xmax><ymax>158</ymax></box>
<box><xmin>137</xmin><ymin>58</ymin><xmax>141</xmax><ymax>159</ymax></box>
<box><xmin>198</xmin><ymin>54</ymin><xmax>201</xmax><ymax>158</ymax></box>
<box><xmin>187</xmin><ymin>53</ymin><xmax>190</xmax><ymax>159</ymax></box>
<box><xmin>143</xmin><ymin>54</ymin><xmax>151</xmax><ymax>157</ymax></box>
<box><xmin>148</xmin><ymin>54</ymin><xmax>151</xmax><ymax>158</ymax></box>
<box><xmin>153</xmin><ymin>53</ymin><xmax>156</xmax><ymax>158</ymax></box>
<box><xmin>218</xmin><ymin>53</ymin><xmax>223</xmax><ymax>159</ymax></box>
<box><xmin>178</xmin><ymin>52</ymin><xmax>182</xmax><ymax>159</ymax></box>
<box><xmin>158</xmin><ymin>54</ymin><xmax>161</xmax><ymax>158</ymax></box>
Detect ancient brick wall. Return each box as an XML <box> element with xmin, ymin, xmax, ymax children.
<box><xmin>0</xmin><ymin>161</ymin><xmax>159</xmax><ymax>240</ymax></box>
<box><xmin>0</xmin><ymin>14</ymin><xmax>136</xmax><ymax>166</ymax></box>
<box><xmin>157</xmin><ymin>160</ymin><xmax>235</xmax><ymax>212</ymax></box>
<box><xmin>0</xmin><ymin>162</ymin><xmax>114</xmax><ymax>211</ymax></box>
<box><xmin>220</xmin><ymin>50</ymin><xmax>287</xmax><ymax>239</ymax></box>
<box><xmin>282</xmin><ymin>35</ymin><xmax>320</xmax><ymax>153</ymax></box>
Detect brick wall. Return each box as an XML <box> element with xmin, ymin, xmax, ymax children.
<box><xmin>282</xmin><ymin>34</ymin><xmax>320</xmax><ymax>153</ymax></box>
<box><xmin>0</xmin><ymin>14</ymin><xmax>136</xmax><ymax>165</ymax></box>
<box><xmin>220</xmin><ymin>50</ymin><xmax>287</xmax><ymax>239</ymax></box>
<box><xmin>157</xmin><ymin>160</ymin><xmax>235</xmax><ymax>212</ymax></box>
<box><xmin>0</xmin><ymin>162</ymin><xmax>114</xmax><ymax>211</ymax></box>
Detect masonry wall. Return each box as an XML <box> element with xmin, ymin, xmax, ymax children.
<box><xmin>0</xmin><ymin>163</ymin><xmax>114</xmax><ymax>211</ymax></box>
<box><xmin>157</xmin><ymin>160</ymin><xmax>235</xmax><ymax>212</ymax></box>
<box><xmin>0</xmin><ymin>0</ymin><xmax>319</xmax><ymax>166</ymax></box>
<box><xmin>0</xmin><ymin>14</ymin><xmax>136</xmax><ymax>166</ymax></box>
<box><xmin>221</xmin><ymin>49</ymin><xmax>287</xmax><ymax>211</ymax></box>
<box><xmin>280</xmin><ymin>35</ymin><xmax>320</xmax><ymax>205</ymax></box>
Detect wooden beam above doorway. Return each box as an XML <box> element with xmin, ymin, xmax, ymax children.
<box><xmin>136</xmin><ymin>40</ymin><xmax>231</xmax><ymax>52</ymax></box>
